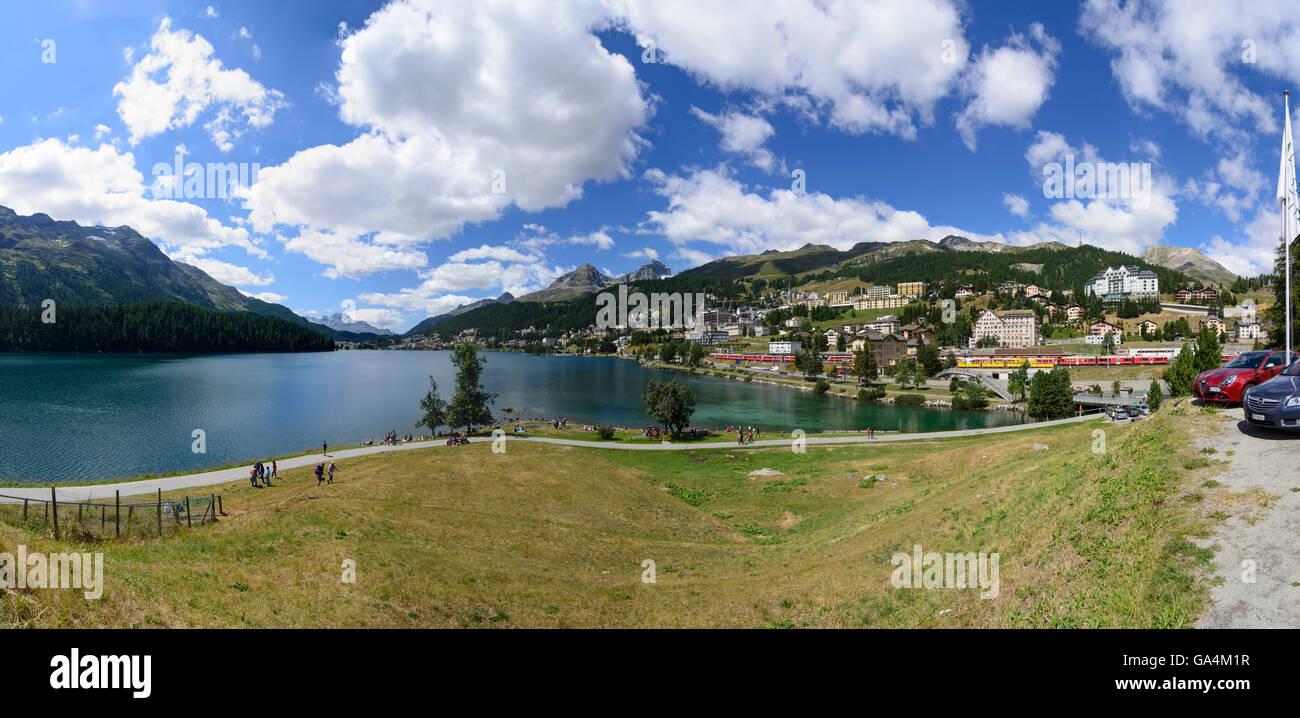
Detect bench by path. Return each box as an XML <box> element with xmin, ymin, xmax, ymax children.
<box><xmin>0</xmin><ymin>413</ymin><xmax>1102</xmax><ymax>502</ymax></box>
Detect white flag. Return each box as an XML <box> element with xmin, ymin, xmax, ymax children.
<box><xmin>1280</xmin><ymin>94</ymin><xmax>1299</xmax><ymax>244</ymax></box>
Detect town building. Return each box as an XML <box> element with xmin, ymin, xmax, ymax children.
<box><xmin>1236</xmin><ymin>320</ymin><xmax>1262</xmax><ymax>340</ymax></box>
<box><xmin>851</xmin><ymin>330</ymin><xmax>907</xmax><ymax>368</ymax></box>
<box><xmin>825</xmin><ymin>290</ymin><xmax>852</xmax><ymax>306</ymax></box>
<box><xmin>1085</xmin><ymin>266</ymin><xmax>1160</xmax><ymax>302</ymax></box>
<box><xmin>1173</xmin><ymin>287</ymin><xmax>1220</xmax><ymax>303</ymax></box>
<box><xmin>863</xmin><ymin>317</ymin><xmax>901</xmax><ymax>334</ymax></box>
<box><xmin>969</xmin><ymin>309</ymin><xmax>1039</xmax><ymax>348</ymax></box>
<box><xmin>897</xmin><ymin>281</ymin><xmax>926</xmax><ymax>297</ymax></box>
<box><xmin>769</xmin><ymin>340</ymin><xmax>802</xmax><ymax>355</ymax></box>
<box><xmin>1201</xmin><ymin>316</ymin><xmax>1226</xmax><ymax>335</ymax></box>
<box><xmin>866</xmin><ymin>284</ymin><xmax>891</xmax><ymax>299</ymax></box>
<box><xmin>1089</xmin><ymin>320</ymin><xmax>1124</xmax><ymax>338</ymax></box>
<box><xmin>852</xmin><ymin>295</ymin><xmax>912</xmax><ymax>310</ymax></box>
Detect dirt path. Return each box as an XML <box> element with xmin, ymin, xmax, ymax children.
<box><xmin>1193</xmin><ymin>405</ymin><xmax>1300</xmax><ymax>628</ymax></box>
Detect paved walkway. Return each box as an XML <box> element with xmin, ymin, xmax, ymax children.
<box><xmin>0</xmin><ymin>413</ymin><xmax>1102</xmax><ymax>502</ymax></box>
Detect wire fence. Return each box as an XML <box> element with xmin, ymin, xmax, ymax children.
<box><xmin>0</xmin><ymin>488</ymin><xmax>223</xmax><ymax>541</ymax></box>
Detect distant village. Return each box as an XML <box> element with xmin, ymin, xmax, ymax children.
<box><xmin>342</xmin><ymin>264</ymin><xmax>1266</xmax><ymax>373</ymax></box>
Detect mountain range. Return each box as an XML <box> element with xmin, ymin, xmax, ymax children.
<box><xmin>677</xmin><ymin>236</ymin><xmax>1072</xmax><ymax>279</ymax></box>
<box><xmin>512</xmin><ymin>260</ymin><xmax>671</xmax><ymax>303</ymax></box>
<box><xmin>406</xmin><ymin>292</ymin><xmax>516</xmax><ymax>334</ymax></box>
<box><xmin>0</xmin><ymin>205</ymin><xmax>375</xmax><ymax>340</ymax></box>
<box><xmin>1139</xmin><ymin>245</ymin><xmax>1238</xmax><ymax>286</ymax></box>
<box><xmin>318</xmin><ymin>312</ymin><xmax>395</xmax><ymax>335</ymax></box>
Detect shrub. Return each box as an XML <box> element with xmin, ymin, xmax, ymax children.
<box><xmin>894</xmin><ymin>393</ymin><xmax>925</xmax><ymax>407</ymax></box>
<box><xmin>596</xmin><ymin>426</ymin><xmax>617</xmax><ymax>440</ymax></box>
<box><xmin>858</xmin><ymin>386</ymin><xmax>886</xmax><ymax>401</ymax></box>
<box><xmin>814</xmin><ymin>379</ymin><xmax>830</xmax><ymax>395</ymax></box>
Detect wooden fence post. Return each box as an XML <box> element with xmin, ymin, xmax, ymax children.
<box><xmin>185</xmin><ymin>496</ymin><xmax>192</xmax><ymax>528</ymax></box>
<box><xmin>50</xmin><ymin>487</ymin><xmax>59</xmax><ymax>540</ymax></box>
<box><xmin>22</xmin><ymin>498</ymin><xmax>27</xmax><ymax>521</ymax></box>
<box><xmin>156</xmin><ymin>488</ymin><xmax>163</xmax><ymax>536</ymax></box>
<box><xmin>115</xmin><ymin>491</ymin><xmax>120</xmax><ymax>538</ymax></box>
<box><xmin>217</xmin><ymin>494</ymin><xmax>223</xmax><ymax>515</ymax></box>
<box><xmin>100</xmin><ymin>505</ymin><xmax>105</xmax><ymax>532</ymax></box>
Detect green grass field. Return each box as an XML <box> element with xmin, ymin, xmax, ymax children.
<box><xmin>0</xmin><ymin>408</ymin><xmax>1226</xmax><ymax>628</ymax></box>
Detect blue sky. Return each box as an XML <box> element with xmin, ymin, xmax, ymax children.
<box><xmin>1</xmin><ymin>0</ymin><xmax>1298</xmax><ymax>332</ymax></box>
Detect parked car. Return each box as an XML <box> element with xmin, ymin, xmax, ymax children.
<box><xmin>1193</xmin><ymin>350</ymin><xmax>1300</xmax><ymax>404</ymax></box>
<box><xmin>1106</xmin><ymin>405</ymin><xmax>1129</xmax><ymax>421</ymax></box>
<box><xmin>1125</xmin><ymin>405</ymin><xmax>1143</xmax><ymax>419</ymax></box>
<box><xmin>1243</xmin><ymin>359</ymin><xmax>1300</xmax><ymax>431</ymax></box>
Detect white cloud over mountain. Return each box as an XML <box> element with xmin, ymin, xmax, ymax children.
<box><xmin>246</xmin><ymin>0</ymin><xmax>652</xmax><ymax>279</ymax></box>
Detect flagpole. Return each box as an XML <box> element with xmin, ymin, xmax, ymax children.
<box><xmin>1287</xmin><ymin>91</ymin><xmax>1293</xmax><ymax>361</ymax></box>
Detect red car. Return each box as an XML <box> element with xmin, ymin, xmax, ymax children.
<box><xmin>1193</xmin><ymin>350</ymin><xmax>1300</xmax><ymax>403</ymax></box>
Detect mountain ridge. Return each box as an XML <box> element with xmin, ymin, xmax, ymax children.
<box><xmin>1139</xmin><ymin>245</ymin><xmax>1237</xmax><ymax>286</ymax></box>
<box><xmin>0</xmin><ymin>205</ymin><xmax>370</xmax><ymax>341</ymax></box>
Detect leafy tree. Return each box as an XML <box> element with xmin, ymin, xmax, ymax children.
<box><xmin>1112</xmin><ymin>379</ymin><xmax>1122</xmax><ymax>397</ymax></box>
<box><xmin>642</xmin><ymin>380</ymin><xmax>697</xmax><ymax>437</ymax></box>
<box><xmin>894</xmin><ymin>358</ymin><xmax>920</xmax><ymax>389</ymax></box>
<box><xmin>1028</xmin><ymin>366</ymin><xmax>1074</xmax><ymax>419</ymax></box>
<box><xmin>796</xmin><ymin>346</ymin><xmax>822</xmax><ymax>379</ymax></box>
<box><xmin>975</xmin><ymin>335</ymin><xmax>1000</xmax><ymax>348</ymax></box>
<box><xmin>686</xmin><ymin>342</ymin><xmax>706</xmax><ymax>367</ymax></box>
<box><xmin>944</xmin><ymin>349</ymin><xmax>958</xmax><ymax>369</ymax></box>
<box><xmin>814</xmin><ymin>378</ymin><xmax>830</xmax><ymax>395</ymax></box>
<box><xmin>916</xmin><ymin>342</ymin><xmax>941</xmax><ymax>377</ymax></box>
<box><xmin>1147</xmin><ymin>380</ymin><xmax>1163</xmax><ymax>411</ymax></box>
<box><xmin>953</xmin><ymin>382</ymin><xmax>988</xmax><ymax>410</ymax></box>
<box><xmin>660</xmin><ymin>341</ymin><xmax>678</xmax><ymax>363</ymax></box>
<box><xmin>1164</xmin><ymin>344</ymin><xmax>1197</xmax><ymax>397</ymax></box>
<box><xmin>851</xmin><ymin>346</ymin><xmax>877</xmax><ymax>386</ymax></box>
<box><xmin>1007</xmin><ymin>360</ymin><xmax>1030</xmax><ymax>401</ymax></box>
<box><xmin>1192</xmin><ymin>327</ymin><xmax>1222</xmax><ymax>374</ymax></box>
<box><xmin>446</xmin><ymin>343</ymin><xmax>496</xmax><ymax>433</ymax></box>
<box><xmin>1263</xmin><ymin>235</ymin><xmax>1299</xmax><ymax>349</ymax></box>
<box><xmin>415</xmin><ymin>376</ymin><xmax>447</xmax><ymax>435</ymax></box>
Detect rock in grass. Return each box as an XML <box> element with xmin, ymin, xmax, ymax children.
<box><xmin>748</xmin><ymin>468</ymin><xmax>786</xmax><ymax>480</ymax></box>
<box><xmin>1031</xmin><ymin>443</ymin><xmax>1049</xmax><ymax>451</ymax></box>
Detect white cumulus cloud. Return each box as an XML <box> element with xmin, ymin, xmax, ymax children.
<box><xmin>113</xmin><ymin>18</ymin><xmax>286</xmax><ymax>150</ymax></box>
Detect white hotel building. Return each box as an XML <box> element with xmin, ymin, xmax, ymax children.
<box><xmin>1084</xmin><ymin>266</ymin><xmax>1159</xmax><ymax>302</ymax></box>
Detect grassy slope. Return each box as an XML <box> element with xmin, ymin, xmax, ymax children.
<box><xmin>1</xmin><ymin>412</ymin><xmax>1216</xmax><ymax>628</ymax></box>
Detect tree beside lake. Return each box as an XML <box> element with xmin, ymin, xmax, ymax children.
<box><xmin>416</xmin><ymin>376</ymin><xmax>447</xmax><ymax>435</ymax></box>
<box><xmin>642</xmin><ymin>380</ymin><xmax>696</xmax><ymax>438</ymax></box>
<box><xmin>446</xmin><ymin>343</ymin><xmax>496</xmax><ymax>433</ymax></box>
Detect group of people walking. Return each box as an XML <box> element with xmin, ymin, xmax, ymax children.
<box><xmin>249</xmin><ymin>459</ymin><xmax>277</xmax><ymax>487</ymax></box>
<box><xmin>732</xmin><ymin>425</ymin><xmax>761</xmax><ymax>445</ymax></box>
<box><xmin>248</xmin><ymin>456</ymin><xmax>337</xmax><ymax>487</ymax></box>
<box><xmin>314</xmin><ymin>461</ymin><xmax>337</xmax><ymax>485</ymax></box>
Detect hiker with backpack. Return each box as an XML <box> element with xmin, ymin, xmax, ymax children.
<box><xmin>314</xmin><ymin>463</ymin><xmax>325</xmax><ymax>486</ymax></box>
